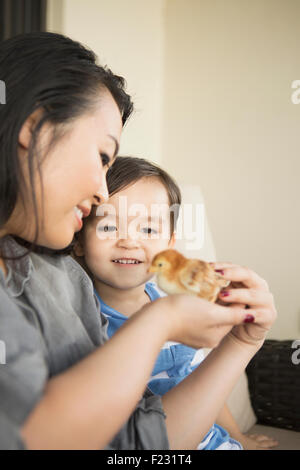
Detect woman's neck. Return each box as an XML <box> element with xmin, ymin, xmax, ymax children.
<box><xmin>94</xmin><ymin>278</ymin><xmax>151</xmax><ymax>318</ymax></box>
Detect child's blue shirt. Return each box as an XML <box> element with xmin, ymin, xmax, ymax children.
<box><xmin>95</xmin><ymin>282</ymin><xmax>202</xmax><ymax>394</ymax></box>
<box><xmin>95</xmin><ymin>282</ymin><xmax>243</xmax><ymax>450</ymax></box>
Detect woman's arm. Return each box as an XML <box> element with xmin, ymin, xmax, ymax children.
<box><xmin>21</xmin><ymin>303</ymin><xmax>168</xmax><ymax>450</ymax></box>
<box><xmin>22</xmin><ymin>262</ymin><xmax>276</xmax><ymax>450</ymax></box>
<box><xmin>21</xmin><ymin>295</ymin><xmax>249</xmax><ymax>450</ymax></box>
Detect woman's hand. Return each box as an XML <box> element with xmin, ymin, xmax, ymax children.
<box><xmin>150</xmin><ymin>293</ymin><xmax>255</xmax><ymax>350</ymax></box>
<box><xmin>211</xmin><ymin>262</ymin><xmax>277</xmax><ymax>347</ymax></box>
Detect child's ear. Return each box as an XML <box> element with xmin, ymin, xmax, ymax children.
<box><xmin>168</xmin><ymin>232</ymin><xmax>176</xmax><ymax>249</ymax></box>
<box><xmin>73</xmin><ymin>238</ymin><xmax>85</xmax><ymax>257</ymax></box>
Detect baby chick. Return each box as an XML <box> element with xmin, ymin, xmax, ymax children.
<box><xmin>148</xmin><ymin>249</ymin><xmax>229</xmax><ymax>302</ymax></box>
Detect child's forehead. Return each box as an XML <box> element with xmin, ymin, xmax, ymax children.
<box><xmin>94</xmin><ymin>202</ymin><xmax>171</xmax><ymax>219</ymax></box>
<box><xmin>111</xmin><ymin>178</ymin><xmax>170</xmax><ymax>204</ymax></box>
<box><xmin>86</xmin><ymin>178</ymin><xmax>172</xmax><ymax>224</ymax></box>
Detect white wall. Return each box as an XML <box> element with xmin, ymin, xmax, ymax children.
<box><xmin>47</xmin><ymin>0</ymin><xmax>300</xmax><ymax>340</ymax></box>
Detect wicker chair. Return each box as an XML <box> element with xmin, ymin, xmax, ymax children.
<box><xmin>245</xmin><ymin>339</ymin><xmax>300</xmax><ymax>449</ymax></box>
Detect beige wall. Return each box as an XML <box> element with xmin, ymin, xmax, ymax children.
<box><xmin>163</xmin><ymin>0</ymin><xmax>300</xmax><ymax>340</ymax></box>
<box><xmin>47</xmin><ymin>0</ymin><xmax>300</xmax><ymax>340</ymax></box>
<box><xmin>47</xmin><ymin>0</ymin><xmax>165</xmax><ymax>164</ymax></box>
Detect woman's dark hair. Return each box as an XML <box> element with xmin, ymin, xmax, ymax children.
<box><xmin>0</xmin><ymin>32</ymin><xmax>133</xmax><ymax>258</ymax></box>
<box><xmin>106</xmin><ymin>156</ymin><xmax>181</xmax><ymax>234</ymax></box>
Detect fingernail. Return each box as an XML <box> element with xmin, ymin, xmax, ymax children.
<box><xmin>244</xmin><ymin>314</ymin><xmax>255</xmax><ymax>323</ymax></box>
<box><xmin>220</xmin><ymin>290</ymin><xmax>230</xmax><ymax>297</ymax></box>
<box><xmin>215</xmin><ymin>269</ymin><xmax>224</xmax><ymax>275</ymax></box>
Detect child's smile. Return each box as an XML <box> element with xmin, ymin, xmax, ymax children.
<box><xmin>111</xmin><ymin>258</ymin><xmax>143</xmax><ymax>266</ymax></box>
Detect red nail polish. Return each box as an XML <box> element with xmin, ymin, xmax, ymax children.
<box><xmin>244</xmin><ymin>314</ymin><xmax>255</xmax><ymax>323</ymax></box>
<box><xmin>220</xmin><ymin>291</ymin><xmax>230</xmax><ymax>297</ymax></box>
<box><xmin>215</xmin><ymin>269</ymin><xmax>224</xmax><ymax>275</ymax></box>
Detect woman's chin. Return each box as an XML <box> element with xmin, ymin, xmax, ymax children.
<box><xmin>38</xmin><ymin>229</ymin><xmax>75</xmax><ymax>251</ymax></box>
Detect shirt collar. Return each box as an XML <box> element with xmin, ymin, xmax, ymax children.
<box><xmin>0</xmin><ymin>235</ymin><xmax>32</xmax><ymax>297</ymax></box>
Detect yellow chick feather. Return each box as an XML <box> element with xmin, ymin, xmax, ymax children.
<box><xmin>149</xmin><ymin>249</ymin><xmax>229</xmax><ymax>302</ymax></box>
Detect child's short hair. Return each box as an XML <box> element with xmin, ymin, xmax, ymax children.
<box><xmin>106</xmin><ymin>156</ymin><xmax>181</xmax><ymax>234</ymax></box>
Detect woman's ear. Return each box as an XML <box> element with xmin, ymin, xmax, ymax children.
<box><xmin>18</xmin><ymin>108</ymin><xmax>44</xmax><ymax>150</ymax></box>
<box><xmin>168</xmin><ymin>232</ymin><xmax>176</xmax><ymax>249</ymax></box>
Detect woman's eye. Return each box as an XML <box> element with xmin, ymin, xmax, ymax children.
<box><xmin>98</xmin><ymin>225</ymin><xmax>117</xmax><ymax>232</ymax></box>
<box><xmin>100</xmin><ymin>153</ymin><xmax>110</xmax><ymax>167</ymax></box>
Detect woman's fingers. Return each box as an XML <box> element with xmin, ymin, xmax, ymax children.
<box><xmin>212</xmin><ymin>263</ymin><xmax>270</xmax><ymax>291</ymax></box>
<box><xmin>218</xmin><ymin>288</ymin><xmax>275</xmax><ymax>309</ymax></box>
<box><xmin>217</xmin><ymin>288</ymin><xmax>277</xmax><ymax>331</ymax></box>
<box><xmin>211</xmin><ymin>302</ymin><xmax>256</xmax><ymax>327</ymax></box>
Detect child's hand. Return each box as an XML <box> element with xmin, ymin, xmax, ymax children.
<box><xmin>238</xmin><ymin>432</ymin><xmax>279</xmax><ymax>450</ymax></box>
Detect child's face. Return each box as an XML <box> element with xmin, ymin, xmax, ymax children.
<box><xmin>77</xmin><ymin>177</ymin><xmax>175</xmax><ymax>290</ymax></box>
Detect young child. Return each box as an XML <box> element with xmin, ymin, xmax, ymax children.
<box><xmin>73</xmin><ymin>156</ymin><xmax>276</xmax><ymax>451</ymax></box>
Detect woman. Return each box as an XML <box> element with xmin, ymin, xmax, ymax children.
<box><xmin>0</xmin><ymin>32</ymin><xmax>277</xmax><ymax>450</ymax></box>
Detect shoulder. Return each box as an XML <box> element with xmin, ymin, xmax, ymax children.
<box><xmin>1</xmin><ymin>237</ymin><xmax>107</xmax><ymax>351</ymax></box>
<box><xmin>28</xmin><ymin>251</ymin><xmax>95</xmax><ymax>303</ymax></box>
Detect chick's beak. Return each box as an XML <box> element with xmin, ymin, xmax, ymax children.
<box><xmin>148</xmin><ymin>265</ymin><xmax>157</xmax><ymax>273</ymax></box>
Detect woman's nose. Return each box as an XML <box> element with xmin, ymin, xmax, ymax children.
<box><xmin>93</xmin><ymin>172</ymin><xmax>109</xmax><ymax>205</ymax></box>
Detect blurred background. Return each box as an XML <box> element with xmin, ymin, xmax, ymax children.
<box><xmin>1</xmin><ymin>0</ymin><xmax>300</xmax><ymax>340</ymax></box>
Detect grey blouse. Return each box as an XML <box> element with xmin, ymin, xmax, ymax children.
<box><xmin>0</xmin><ymin>236</ymin><xmax>169</xmax><ymax>450</ymax></box>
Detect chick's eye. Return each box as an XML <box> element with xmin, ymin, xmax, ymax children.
<box><xmin>100</xmin><ymin>153</ymin><xmax>110</xmax><ymax>167</ymax></box>
<box><xmin>158</xmin><ymin>262</ymin><xmax>163</xmax><ymax>267</ymax></box>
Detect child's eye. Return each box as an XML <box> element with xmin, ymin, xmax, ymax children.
<box><xmin>98</xmin><ymin>225</ymin><xmax>117</xmax><ymax>232</ymax></box>
<box><xmin>100</xmin><ymin>153</ymin><xmax>110</xmax><ymax>167</ymax></box>
<box><xmin>140</xmin><ymin>227</ymin><xmax>158</xmax><ymax>234</ymax></box>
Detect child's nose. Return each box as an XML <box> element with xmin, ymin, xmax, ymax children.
<box><xmin>117</xmin><ymin>237</ymin><xmax>141</xmax><ymax>249</ymax></box>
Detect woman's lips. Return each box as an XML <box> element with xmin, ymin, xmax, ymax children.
<box><xmin>73</xmin><ymin>205</ymin><xmax>91</xmax><ymax>231</ymax></box>
<box><xmin>74</xmin><ymin>211</ymin><xmax>83</xmax><ymax>230</ymax></box>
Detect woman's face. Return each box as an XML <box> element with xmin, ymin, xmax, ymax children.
<box><xmin>6</xmin><ymin>90</ymin><xmax>122</xmax><ymax>249</ymax></box>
